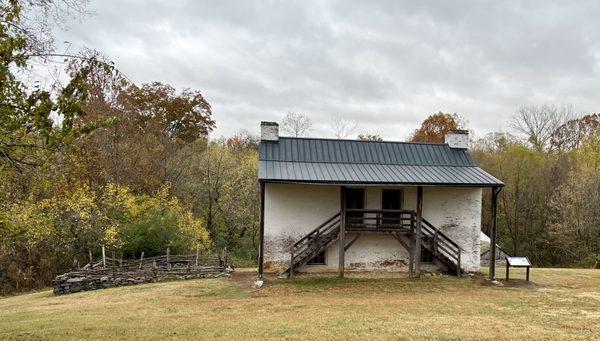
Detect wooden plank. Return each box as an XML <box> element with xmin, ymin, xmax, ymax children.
<box><xmin>289</xmin><ymin>252</ymin><xmax>294</xmax><ymax>278</ymax></box>
<box><xmin>258</xmin><ymin>181</ymin><xmax>265</xmax><ymax>279</ymax></box>
<box><xmin>102</xmin><ymin>245</ymin><xmax>106</xmax><ymax>268</ymax></box>
<box><xmin>457</xmin><ymin>249</ymin><xmax>461</xmax><ymax>276</ymax></box>
<box><xmin>344</xmin><ymin>233</ymin><xmax>361</xmax><ymax>251</ymax></box>
<box><xmin>409</xmin><ymin>228</ymin><xmax>415</xmax><ymax>277</ymax></box>
<box><xmin>338</xmin><ymin>186</ymin><xmax>346</xmax><ymax>278</ymax></box>
<box><xmin>392</xmin><ymin>233</ymin><xmax>410</xmax><ymax>250</ymax></box>
<box><xmin>414</xmin><ymin>186</ymin><xmax>423</xmax><ymax>278</ymax></box>
<box><xmin>489</xmin><ymin>187</ymin><xmax>501</xmax><ymax>280</ymax></box>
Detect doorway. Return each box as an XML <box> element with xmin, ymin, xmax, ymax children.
<box><xmin>381</xmin><ymin>189</ymin><xmax>402</xmax><ymax>226</ymax></box>
<box><xmin>345</xmin><ymin>188</ymin><xmax>364</xmax><ymax>226</ymax></box>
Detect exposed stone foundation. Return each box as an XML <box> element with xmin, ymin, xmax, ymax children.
<box><xmin>53</xmin><ymin>268</ymin><xmax>230</xmax><ymax>295</ymax></box>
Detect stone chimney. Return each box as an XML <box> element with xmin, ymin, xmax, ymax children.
<box><xmin>445</xmin><ymin>130</ymin><xmax>469</xmax><ymax>149</ymax></box>
<box><xmin>261</xmin><ymin>121</ymin><xmax>279</xmax><ymax>142</ymax></box>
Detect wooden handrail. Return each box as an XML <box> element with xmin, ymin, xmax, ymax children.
<box><xmin>293</xmin><ymin>212</ymin><xmax>341</xmax><ymax>248</ymax></box>
<box><xmin>421</xmin><ymin>218</ymin><xmax>463</xmax><ymax>251</ymax></box>
<box><xmin>345</xmin><ymin>209</ymin><xmax>415</xmax><ymax>214</ymax></box>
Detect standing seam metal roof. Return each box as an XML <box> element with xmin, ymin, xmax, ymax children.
<box><xmin>259</xmin><ymin>137</ymin><xmax>504</xmax><ymax>187</ymax></box>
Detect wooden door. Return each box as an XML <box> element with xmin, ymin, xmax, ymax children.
<box><xmin>345</xmin><ymin>188</ymin><xmax>364</xmax><ymax>226</ymax></box>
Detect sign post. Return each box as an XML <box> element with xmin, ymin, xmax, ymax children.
<box><xmin>505</xmin><ymin>256</ymin><xmax>532</xmax><ymax>281</ymax></box>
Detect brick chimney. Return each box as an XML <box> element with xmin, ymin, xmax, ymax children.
<box><xmin>445</xmin><ymin>130</ymin><xmax>469</xmax><ymax>149</ymax></box>
<box><xmin>261</xmin><ymin>121</ymin><xmax>279</xmax><ymax>142</ymax></box>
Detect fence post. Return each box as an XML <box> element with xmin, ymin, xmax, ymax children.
<box><xmin>112</xmin><ymin>251</ymin><xmax>116</xmax><ymax>279</ymax></box>
<box><xmin>167</xmin><ymin>247</ymin><xmax>171</xmax><ymax>270</ymax></box>
<box><xmin>88</xmin><ymin>249</ymin><xmax>93</xmax><ymax>269</ymax></box>
<box><xmin>102</xmin><ymin>245</ymin><xmax>106</xmax><ymax>268</ymax></box>
<box><xmin>221</xmin><ymin>247</ymin><xmax>228</xmax><ymax>267</ymax></box>
<box><xmin>139</xmin><ymin>252</ymin><xmax>144</xmax><ymax>270</ymax></box>
<box><xmin>72</xmin><ymin>257</ymin><xmax>78</xmax><ymax>271</ymax></box>
<box><xmin>195</xmin><ymin>245</ymin><xmax>199</xmax><ymax>267</ymax></box>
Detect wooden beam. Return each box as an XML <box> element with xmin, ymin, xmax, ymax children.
<box><xmin>392</xmin><ymin>233</ymin><xmax>411</xmax><ymax>253</ymax></box>
<box><xmin>414</xmin><ymin>186</ymin><xmax>423</xmax><ymax>278</ymax></box>
<box><xmin>338</xmin><ymin>186</ymin><xmax>346</xmax><ymax>278</ymax></box>
<box><xmin>489</xmin><ymin>186</ymin><xmax>501</xmax><ymax>280</ymax></box>
<box><xmin>409</xmin><ymin>228</ymin><xmax>415</xmax><ymax>277</ymax></box>
<box><xmin>258</xmin><ymin>181</ymin><xmax>266</xmax><ymax>279</ymax></box>
<box><xmin>344</xmin><ymin>233</ymin><xmax>361</xmax><ymax>251</ymax></box>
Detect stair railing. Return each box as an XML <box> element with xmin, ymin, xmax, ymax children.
<box><xmin>421</xmin><ymin>218</ymin><xmax>464</xmax><ymax>275</ymax></box>
<box><xmin>288</xmin><ymin>212</ymin><xmax>341</xmax><ymax>276</ymax></box>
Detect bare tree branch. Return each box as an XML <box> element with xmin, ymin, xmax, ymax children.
<box><xmin>280</xmin><ymin>112</ymin><xmax>312</xmax><ymax>137</ymax></box>
<box><xmin>510</xmin><ymin>104</ymin><xmax>573</xmax><ymax>151</ymax></box>
<box><xmin>330</xmin><ymin>116</ymin><xmax>357</xmax><ymax>139</ymax></box>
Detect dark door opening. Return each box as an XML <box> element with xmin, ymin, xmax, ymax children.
<box><xmin>345</xmin><ymin>188</ymin><xmax>364</xmax><ymax>226</ymax></box>
<box><xmin>381</xmin><ymin>189</ymin><xmax>402</xmax><ymax>226</ymax></box>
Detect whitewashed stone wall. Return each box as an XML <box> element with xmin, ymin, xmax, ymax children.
<box><xmin>263</xmin><ymin>183</ymin><xmax>482</xmax><ymax>273</ymax></box>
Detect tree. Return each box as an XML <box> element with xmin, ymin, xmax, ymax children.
<box><xmin>550</xmin><ymin>114</ymin><xmax>600</xmax><ymax>152</ymax></box>
<box><xmin>547</xmin><ymin>134</ymin><xmax>600</xmax><ymax>265</ymax></box>
<box><xmin>0</xmin><ymin>1</ymin><xmax>117</xmax><ymax>174</ymax></box>
<box><xmin>330</xmin><ymin>116</ymin><xmax>357</xmax><ymax>139</ymax></box>
<box><xmin>226</xmin><ymin>131</ymin><xmax>259</xmax><ymax>151</ymax></box>
<box><xmin>511</xmin><ymin>104</ymin><xmax>572</xmax><ymax>151</ymax></box>
<box><xmin>410</xmin><ymin>112</ymin><xmax>464</xmax><ymax>143</ymax></box>
<box><xmin>280</xmin><ymin>112</ymin><xmax>312</xmax><ymax>137</ymax></box>
<box><xmin>120</xmin><ymin>82</ymin><xmax>214</xmax><ymax>142</ymax></box>
<box><xmin>357</xmin><ymin>134</ymin><xmax>383</xmax><ymax>141</ymax></box>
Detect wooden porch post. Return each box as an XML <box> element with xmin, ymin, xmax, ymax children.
<box><xmin>489</xmin><ymin>186</ymin><xmax>501</xmax><ymax>280</ymax></box>
<box><xmin>338</xmin><ymin>186</ymin><xmax>346</xmax><ymax>278</ymax></box>
<box><xmin>409</xmin><ymin>230</ymin><xmax>415</xmax><ymax>277</ymax></box>
<box><xmin>258</xmin><ymin>181</ymin><xmax>266</xmax><ymax>279</ymax></box>
<box><xmin>414</xmin><ymin>186</ymin><xmax>423</xmax><ymax>278</ymax></box>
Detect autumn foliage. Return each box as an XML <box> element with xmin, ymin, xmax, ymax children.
<box><xmin>410</xmin><ymin>112</ymin><xmax>463</xmax><ymax>143</ymax></box>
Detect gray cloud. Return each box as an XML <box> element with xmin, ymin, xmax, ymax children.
<box><xmin>55</xmin><ymin>0</ymin><xmax>600</xmax><ymax>140</ymax></box>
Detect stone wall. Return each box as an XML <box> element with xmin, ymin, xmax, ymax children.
<box><xmin>53</xmin><ymin>267</ymin><xmax>230</xmax><ymax>295</ymax></box>
<box><xmin>53</xmin><ymin>253</ymin><xmax>231</xmax><ymax>295</ymax></box>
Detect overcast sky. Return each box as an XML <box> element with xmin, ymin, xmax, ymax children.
<box><xmin>54</xmin><ymin>1</ymin><xmax>600</xmax><ymax>140</ymax></box>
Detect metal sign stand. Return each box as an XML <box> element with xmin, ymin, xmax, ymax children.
<box><xmin>505</xmin><ymin>256</ymin><xmax>532</xmax><ymax>281</ymax></box>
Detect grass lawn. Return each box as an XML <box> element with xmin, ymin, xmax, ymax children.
<box><xmin>0</xmin><ymin>268</ymin><xmax>598</xmax><ymax>340</ymax></box>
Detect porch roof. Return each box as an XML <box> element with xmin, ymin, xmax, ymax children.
<box><xmin>259</xmin><ymin>137</ymin><xmax>504</xmax><ymax>187</ymax></box>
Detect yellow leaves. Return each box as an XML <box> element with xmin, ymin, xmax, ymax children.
<box><xmin>104</xmin><ymin>225</ymin><xmax>123</xmax><ymax>249</ymax></box>
<box><xmin>3</xmin><ymin>182</ymin><xmax>211</xmax><ymax>255</ymax></box>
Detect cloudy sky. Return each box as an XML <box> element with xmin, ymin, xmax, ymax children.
<box><xmin>54</xmin><ymin>1</ymin><xmax>600</xmax><ymax>140</ymax></box>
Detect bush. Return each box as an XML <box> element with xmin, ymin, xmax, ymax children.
<box><xmin>0</xmin><ymin>184</ymin><xmax>210</xmax><ymax>294</ymax></box>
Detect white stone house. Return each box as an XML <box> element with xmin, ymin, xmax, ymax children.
<box><xmin>257</xmin><ymin>121</ymin><xmax>504</xmax><ymax>279</ymax></box>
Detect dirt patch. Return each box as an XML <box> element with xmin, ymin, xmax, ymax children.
<box><xmin>228</xmin><ymin>270</ymin><xmax>284</xmax><ymax>292</ymax></box>
<box><xmin>472</xmin><ymin>273</ymin><xmax>542</xmax><ymax>289</ymax></box>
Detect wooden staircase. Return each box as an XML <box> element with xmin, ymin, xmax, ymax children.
<box><xmin>420</xmin><ymin>217</ymin><xmax>463</xmax><ymax>276</ymax></box>
<box><xmin>281</xmin><ymin>212</ymin><xmax>341</xmax><ymax>277</ymax></box>
<box><xmin>281</xmin><ymin>211</ymin><xmax>465</xmax><ymax>277</ymax></box>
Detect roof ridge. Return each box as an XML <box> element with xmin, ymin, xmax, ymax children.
<box><xmin>258</xmin><ymin>159</ymin><xmax>478</xmax><ymax>168</ymax></box>
<box><xmin>278</xmin><ymin>136</ymin><xmax>448</xmax><ymax>146</ymax></box>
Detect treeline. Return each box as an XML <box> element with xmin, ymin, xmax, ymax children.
<box><xmin>0</xmin><ymin>1</ymin><xmax>259</xmax><ymax>293</ymax></box>
<box><xmin>2</xmin><ymin>1</ymin><xmax>599</xmax><ymax>295</ymax></box>
<box><xmin>411</xmin><ymin>111</ymin><xmax>600</xmax><ymax>268</ymax></box>
<box><xmin>473</xmin><ymin>111</ymin><xmax>600</xmax><ymax>268</ymax></box>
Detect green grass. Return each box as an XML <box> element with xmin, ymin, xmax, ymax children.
<box><xmin>0</xmin><ymin>268</ymin><xmax>598</xmax><ymax>340</ymax></box>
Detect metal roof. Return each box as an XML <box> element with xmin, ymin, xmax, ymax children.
<box><xmin>259</xmin><ymin>137</ymin><xmax>504</xmax><ymax>187</ymax></box>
